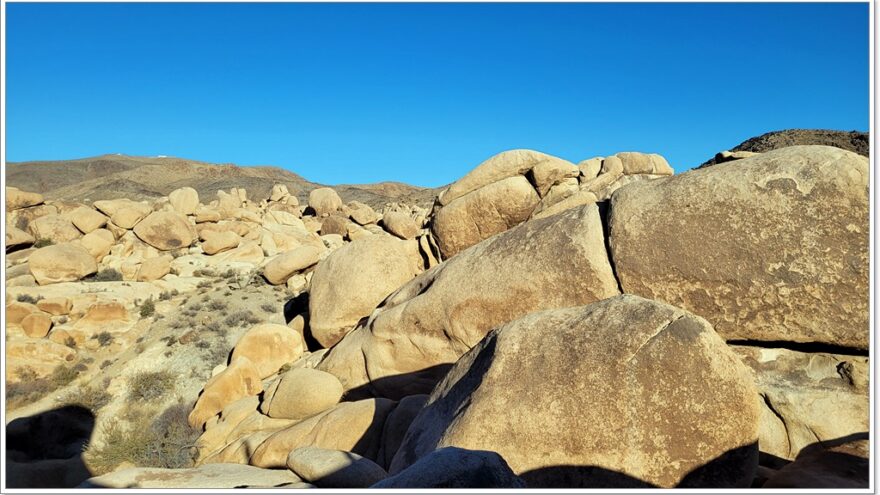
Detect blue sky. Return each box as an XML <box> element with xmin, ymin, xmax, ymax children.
<box><xmin>6</xmin><ymin>3</ymin><xmax>869</xmax><ymax>187</ymax></box>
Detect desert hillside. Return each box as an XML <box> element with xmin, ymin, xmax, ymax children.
<box><xmin>4</xmin><ymin>142</ymin><xmax>869</xmax><ymax>489</ymax></box>
<box><xmin>5</xmin><ymin>154</ymin><xmax>441</xmax><ymax>209</ymax></box>
<box><xmin>698</xmin><ymin>129</ymin><xmax>869</xmax><ymax>168</ymax></box>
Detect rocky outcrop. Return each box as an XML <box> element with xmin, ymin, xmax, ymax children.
<box><xmin>189</xmin><ymin>357</ymin><xmax>263</xmax><ymax>429</ymax></box>
<box><xmin>391</xmin><ymin>296</ymin><xmax>760</xmax><ymax>488</ymax></box>
<box><xmin>6</xmin><ymin>187</ymin><xmax>44</xmax><ymax>211</ymax></box>
<box><xmin>133</xmin><ymin>211</ymin><xmax>197</xmax><ymax>250</ymax></box>
<box><xmin>228</xmin><ymin>324</ymin><xmax>304</xmax><ymax>379</ymax></box>
<box><xmin>609</xmin><ymin>146</ymin><xmax>868</xmax><ymax>349</ymax></box>
<box><xmin>28</xmin><ymin>244</ymin><xmax>98</xmax><ymax>285</ymax></box>
<box><xmin>317</xmin><ymin>204</ymin><xmax>619</xmax><ymax>399</ymax></box>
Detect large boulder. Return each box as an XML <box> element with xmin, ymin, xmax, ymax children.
<box><xmin>286</xmin><ymin>447</ymin><xmax>388</xmax><ymax>488</ymax></box>
<box><xmin>374</xmin><ymin>447</ymin><xmax>525</xmax><ymax>489</ymax></box>
<box><xmin>262</xmin><ymin>245</ymin><xmax>324</xmax><ymax>285</ymax></box>
<box><xmin>28</xmin><ymin>244</ymin><xmax>98</xmax><ymax>285</ymax></box>
<box><xmin>202</xmin><ymin>231</ymin><xmax>241</xmax><ymax>255</ymax></box>
<box><xmin>136</xmin><ymin>254</ymin><xmax>173</xmax><ymax>282</ymax></box>
<box><xmin>6</xmin><ymin>187</ymin><xmax>44</xmax><ymax>211</ymax></box>
<box><xmin>249</xmin><ymin>398</ymin><xmax>396</xmax><ymax>468</ymax></box>
<box><xmin>317</xmin><ymin>204</ymin><xmax>619</xmax><ymax>399</ymax></box>
<box><xmin>229</xmin><ymin>323</ymin><xmax>304</xmax><ymax>379</ymax></box>
<box><xmin>69</xmin><ymin>206</ymin><xmax>108</xmax><ymax>234</ymax></box>
<box><xmin>309</xmin><ymin>236</ymin><xmax>424</xmax><ymax>348</ymax></box>
<box><xmin>260</xmin><ymin>368</ymin><xmax>343</xmax><ymax>420</ymax></box>
<box><xmin>189</xmin><ymin>357</ymin><xmax>263</xmax><ymax>429</ymax></box>
<box><xmin>390</xmin><ymin>295</ymin><xmax>760</xmax><ymax>488</ymax></box>
<box><xmin>6</xmin><ymin>227</ymin><xmax>35</xmax><ymax>250</ymax></box>
<box><xmin>308</xmin><ymin>188</ymin><xmax>343</xmax><ymax>217</ymax></box>
<box><xmin>78</xmin><ymin>463</ymin><xmax>303</xmax><ymax>489</ymax></box>
<box><xmin>168</xmin><ymin>187</ymin><xmax>199</xmax><ymax>215</ymax></box>
<box><xmin>382</xmin><ymin>211</ymin><xmax>419</xmax><ymax>240</ymax></box>
<box><xmin>431</xmin><ymin>176</ymin><xmax>539</xmax><ymax>259</ymax></box>
<box><xmin>29</xmin><ymin>215</ymin><xmax>82</xmax><ymax>243</ymax></box>
<box><xmin>609</xmin><ymin>146</ymin><xmax>868</xmax><ymax>349</ymax></box>
<box><xmin>133</xmin><ymin>211</ymin><xmax>196</xmax><ymax>250</ymax></box>
<box><xmin>21</xmin><ymin>312</ymin><xmax>53</xmax><ymax>338</ymax></box>
<box><xmin>732</xmin><ymin>345</ymin><xmax>868</xmax><ymax>463</ymax></box>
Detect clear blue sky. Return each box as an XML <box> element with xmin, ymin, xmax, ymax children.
<box><xmin>6</xmin><ymin>3</ymin><xmax>869</xmax><ymax>187</ymax></box>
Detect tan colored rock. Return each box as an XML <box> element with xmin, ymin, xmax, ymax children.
<box><xmin>319</xmin><ymin>215</ymin><xmax>348</xmax><ymax>237</ymax></box>
<box><xmin>250</xmin><ymin>398</ymin><xmax>396</xmax><ymax>468</ymax></box>
<box><xmin>527</xmin><ymin>158</ymin><xmax>579</xmax><ymax>196</ymax></box>
<box><xmin>431</xmin><ymin>176</ymin><xmax>539</xmax><ymax>259</ymax></box>
<box><xmin>8</xmin><ymin>204</ymin><xmax>57</xmax><ymax>234</ymax></box>
<box><xmin>600</xmin><ymin>155</ymin><xmax>624</xmax><ymax>176</ymax></box>
<box><xmin>609</xmin><ymin>146</ymin><xmax>869</xmax><ymax>349</ymax></box>
<box><xmin>168</xmin><ymin>187</ymin><xmax>199</xmax><ymax>215</ymax></box>
<box><xmin>7</xmin><ymin>274</ymin><xmax>37</xmax><ymax>287</ymax></box>
<box><xmin>78</xmin><ymin>229</ymin><xmax>114</xmax><ymax>261</ymax></box>
<box><xmin>269</xmin><ymin>184</ymin><xmax>290</xmax><ymax>202</ymax></box>
<box><xmin>6</xmin><ymin>227</ymin><xmax>35</xmax><ymax>250</ymax></box>
<box><xmin>263</xmin><ymin>245</ymin><xmax>324</xmax><ymax>285</ymax></box>
<box><xmin>286</xmin><ymin>447</ymin><xmax>387</xmax><ymax>488</ymax></box>
<box><xmin>79</xmin><ymin>463</ymin><xmax>303</xmax><ymax>489</ymax></box>
<box><xmin>716</xmin><ymin>150</ymin><xmax>760</xmax><ymax>164</ymax></box>
<box><xmin>202</xmin><ymin>231</ymin><xmax>241</xmax><ymax>255</ymax></box>
<box><xmin>733</xmin><ymin>345</ymin><xmax>868</xmax><ymax>462</ymax></box>
<box><xmin>382</xmin><ymin>211</ymin><xmax>419</xmax><ymax>240</ymax></box>
<box><xmin>209</xmin><ymin>240</ymin><xmax>264</xmax><ymax>266</ymax></box>
<box><xmin>264</xmin><ymin>209</ymin><xmax>302</xmax><ymax>227</ymax></box>
<box><xmin>195</xmin><ymin>206</ymin><xmax>222</xmax><ymax>223</ymax></box>
<box><xmin>37</xmin><ymin>297</ymin><xmax>72</xmax><ymax>316</ymax></box>
<box><xmin>109</xmin><ymin>203</ymin><xmax>152</xmax><ymax>229</ymax></box>
<box><xmin>189</xmin><ymin>356</ymin><xmax>263</xmax><ymax>429</ymax></box>
<box><xmin>318</xmin><ymin>204</ymin><xmax>619</xmax><ymax>399</ymax></box>
<box><xmin>137</xmin><ymin>254</ymin><xmax>173</xmax><ymax>281</ymax></box>
<box><xmin>6</xmin><ymin>340</ymin><xmax>76</xmax><ymax>379</ymax></box>
<box><xmin>578</xmin><ymin>157</ymin><xmax>603</xmax><ymax>180</ymax></box>
<box><xmin>28</xmin><ymin>244</ymin><xmax>98</xmax><ymax>285</ymax></box>
<box><xmin>438</xmin><ymin>149</ymin><xmax>564</xmax><ymax>206</ymax></box>
<box><xmin>308</xmin><ymin>188</ymin><xmax>343</xmax><ymax>217</ymax></box>
<box><xmin>615</xmin><ymin>152</ymin><xmax>674</xmax><ymax>175</ymax></box>
<box><xmin>21</xmin><ymin>312</ymin><xmax>53</xmax><ymax>338</ymax></box>
<box><xmin>531</xmin><ymin>189</ymin><xmax>599</xmax><ymax>220</ymax></box>
<box><xmin>261</xmin><ymin>368</ymin><xmax>343</xmax><ymax>420</ymax></box>
<box><xmin>6</xmin><ymin>301</ymin><xmax>38</xmax><ymax>326</ymax></box>
<box><xmin>309</xmin><ymin>236</ymin><xmax>424</xmax><ymax>348</ymax></box>
<box><xmin>69</xmin><ymin>206</ymin><xmax>108</xmax><ymax>234</ymax></box>
<box><xmin>229</xmin><ymin>323</ymin><xmax>305</xmax><ymax>379</ymax></box>
<box><xmin>29</xmin><ymin>214</ymin><xmax>81</xmax><ymax>243</ymax></box>
<box><xmin>73</xmin><ymin>300</ymin><xmax>130</xmax><ymax>331</ymax></box>
<box><xmin>133</xmin><ymin>211</ymin><xmax>196</xmax><ymax>250</ymax></box>
<box><xmin>391</xmin><ymin>295</ymin><xmax>760</xmax><ymax>488</ymax></box>
<box><xmin>6</xmin><ymin>187</ymin><xmax>44</xmax><ymax>211</ymax></box>
<box><xmin>348</xmin><ymin>201</ymin><xmax>378</xmax><ymax>225</ymax></box>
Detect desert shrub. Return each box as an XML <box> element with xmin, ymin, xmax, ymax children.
<box><xmin>139</xmin><ymin>298</ymin><xmax>155</xmax><ymax>317</ymax></box>
<box><xmin>64</xmin><ymin>336</ymin><xmax>77</xmax><ymax>348</ymax></box>
<box><xmin>192</xmin><ymin>268</ymin><xmax>215</xmax><ymax>277</ymax></box>
<box><xmin>93</xmin><ymin>268</ymin><xmax>123</xmax><ymax>282</ymax></box>
<box><xmin>188</xmin><ymin>302</ymin><xmax>203</xmax><ymax>311</ymax></box>
<box><xmin>206</xmin><ymin>299</ymin><xmax>227</xmax><ymax>311</ymax></box>
<box><xmin>100</xmin><ymin>360</ymin><xmax>114</xmax><ymax>370</ymax></box>
<box><xmin>50</xmin><ymin>364</ymin><xmax>81</xmax><ymax>387</ymax></box>
<box><xmin>158</xmin><ymin>291</ymin><xmax>173</xmax><ymax>301</ymax></box>
<box><xmin>196</xmin><ymin>280</ymin><xmax>212</xmax><ymax>289</ymax></box>
<box><xmin>195</xmin><ymin>340</ymin><xmax>211</xmax><ymax>349</ymax></box>
<box><xmin>56</xmin><ymin>384</ymin><xmax>112</xmax><ymax>413</ymax></box>
<box><xmin>91</xmin><ymin>332</ymin><xmax>114</xmax><ymax>347</ymax></box>
<box><xmin>260</xmin><ymin>303</ymin><xmax>275</xmax><ymax>313</ymax></box>
<box><xmin>33</xmin><ymin>238</ymin><xmax>54</xmax><ymax>248</ymax></box>
<box><xmin>223</xmin><ymin>310</ymin><xmax>260</xmax><ymax>328</ymax></box>
<box><xmin>220</xmin><ymin>269</ymin><xmax>238</xmax><ymax>280</ymax></box>
<box><xmin>127</xmin><ymin>370</ymin><xmax>175</xmax><ymax>402</ymax></box>
<box><xmin>7</xmin><ymin>364</ymin><xmax>82</xmax><ymax>409</ymax></box>
<box><xmin>15</xmin><ymin>294</ymin><xmax>42</xmax><ymax>304</ymax></box>
<box><xmin>169</xmin><ymin>319</ymin><xmax>187</xmax><ymax>330</ymax></box>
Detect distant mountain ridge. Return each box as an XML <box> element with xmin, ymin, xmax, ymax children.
<box><xmin>698</xmin><ymin>129</ymin><xmax>869</xmax><ymax>168</ymax></box>
<box><xmin>4</xmin><ymin>154</ymin><xmax>441</xmax><ymax>209</ymax></box>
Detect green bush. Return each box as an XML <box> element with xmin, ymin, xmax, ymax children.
<box><xmin>260</xmin><ymin>303</ymin><xmax>275</xmax><ymax>313</ymax></box>
<box><xmin>15</xmin><ymin>294</ymin><xmax>42</xmax><ymax>304</ymax></box>
<box><xmin>139</xmin><ymin>298</ymin><xmax>156</xmax><ymax>318</ymax></box>
<box><xmin>127</xmin><ymin>370</ymin><xmax>175</xmax><ymax>402</ymax></box>
<box><xmin>92</xmin><ymin>332</ymin><xmax>114</xmax><ymax>347</ymax></box>
<box><xmin>93</xmin><ymin>268</ymin><xmax>123</xmax><ymax>282</ymax></box>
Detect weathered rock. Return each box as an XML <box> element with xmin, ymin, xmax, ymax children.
<box><xmin>229</xmin><ymin>323</ymin><xmax>304</xmax><ymax>379</ymax></box>
<box><xmin>36</xmin><ymin>297</ymin><xmax>72</xmax><ymax>316</ymax></box>
<box><xmin>195</xmin><ymin>206</ymin><xmax>222</xmax><ymax>223</ymax></box>
<box><xmin>269</xmin><ymin>184</ymin><xmax>290</xmax><ymax>202</ymax></box>
<box><xmin>189</xmin><ymin>357</ymin><xmax>263</xmax><ymax>429</ymax></box>
<box><xmin>376</xmin><ymin>395</ymin><xmax>429</xmax><ymax>469</ymax></box>
<box><xmin>72</xmin><ymin>301</ymin><xmax>131</xmax><ymax>333</ymax></box>
<box><xmin>732</xmin><ymin>345</ymin><xmax>868</xmax><ymax>462</ymax></box>
<box><xmin>716</xmin><ymin>150</ymin><xmax>760</xmax><ymax>164</ymax></box>
<box><xmin>78</xmin><ymin>463</ymin><xmax>303</xmax><ymax>489</ymax></box>
<box><xmin>615</xmin><ymin>152</ymin><xmax>674</xmax><ymax>175</ymax></box>
<box><xmin>133</xmin><ymin>211</ymin><xmax>196</xmax><ymax>250</ymax></box>
<box><xmin>382</xmin><ymin>211</ymin><xmax>419</xmax><ymax>240</ymax></box>
<box><xmin>762</xmin><ymin>437</ymin><xmax>868</xmax><ymax>488</ymax></box>
<box><xmin>375</xmin><ymin>447</ymin><xmax>525</xmax><ymax>489</ymax></box>
<box><xmin>432</xmin><ymin>175</ymin><xmax>539</xmax><ymax>259</ymax></box>
<box><xmin>609</xmin><ymin>146</ymin><xmax>869</xmax><ymax>349</ymax></box>
<box><xmin>286</xmin><ymin>447</ymin><xmax>387</xmax><ymax>488</ymax></box>
<box><xmin>6</xmin><ymin>187</ymin><xmax>44</xmax><ymax>211</ymax></box>
<box><xmin>136</xmin><ymin>254</ymin><xmax>173</xmax><ymax>282</ymax></box>
<box><xmin>348</xmin><ymin>201</ymin><xmax>378</xmax><ymax>225</ymax></box>
<box><xmin>309</xmin><ymin>236</ymin><xmax>424</xmax><ymax>348</ymax></box>
<box><xmin>531</xmin><ymin>189</ymin><xmax>598</xmax><ymax>220</ymax></box>
<box><xmin>29</xmin><ymin>215</ymin><xmax>82</xmax><ymax>243</ymax></box>
<box><xmin>260</xmin><ymin>368</ymin><xmax>343</xmax><ymax>420</ymax></box>
<box><xmin>308</xmin><ymin>188</ymin><xmax>343</xmax><ymax>217</ymax></box>
<box><xmin>5</xmin><ymin>227</ymin><xmax>35</xmax><ymax>251</ymax></box>
<box><xmin>21</xmin><ymin>312</ymin><xmax>53</xmax><ymax>338</ymax></box>
<box><xmin>390</xmin><ymin>295</ymin><xmax>760</xmax><ymax>488</ymax></box>
<box><xmin>527</xmin><ymin>158</ymin><xmax>579</xmax><ymax>196</ymax></box>
<box><xmin>109</xmin><ymin>203</ymin><xmax>152</xmax><ymax>229</ymax></box>
<box><xmin>78</xmin><ymin>229</ymin><xmax>114</xmax><ymax>261</ymax></box>
<box><xmin>319</xmin><ymin>215</ymin><xmax>348</xmax><ymax>237</ymax></box>
<box><xmin>318</xmin><ymin>204</ymin><xmax>619</xmax><ymax>399</ymax></box>
<box><xmin>69</xmin><ymin>206</ymin><xmax>108</xmax><ymax>234</ymax></box>
<box><xmin>578</xmin><ymin>157</ymin><xmax>603</xmax><ymax>180</ymax></box>
<box><xmin>28</xmin><ymin>244</ymin><xmax>98</xmax><ymax>285</ymax></box>
<box><xmin>250</xmin><ymin>398</ymin><xmax>396</xmax><ymax>468</ymax></box>
<box><xmin>168</xmin><ymin>186</ymin><xmax>199</xmax><ymax>215</ymax></box>
<box><xmin>262</xmin><ymin>245</ymin><xmax>324</xmax><ymax>285</ymax></box>
<box><xmin>202</xmin><ymin>231</ymin><xmax>241</xmax><ymax>255</ymax></box>
<box><xmin>6</xmin><ymin>301</ymin><xmax>39</xmax><ymax>326</ymax></box>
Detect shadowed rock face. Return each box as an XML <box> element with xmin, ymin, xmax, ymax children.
<box><xmin>609</xmin><ymin>146</ymin><xmax>868</xmax><ymax>349</ymax></box>
<box><xmin>390</xmin><ymin>295</ymin><xmax>760</xmax><ymax>488</ymax></box>
<box><xmin>317</xmin><ymin>203</ymin><xmax>619</xmax><ymax>400</ymax></box>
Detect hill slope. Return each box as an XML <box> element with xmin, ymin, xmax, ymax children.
<box><xmin>698</xmin><ymin>129</ymin><xmax>869</xmax><ymax>168</ymax></box>
<box><xmin>5</xmin><ymin>154</ymin><xmax>441</xmax><ymax>209</ymax></box>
